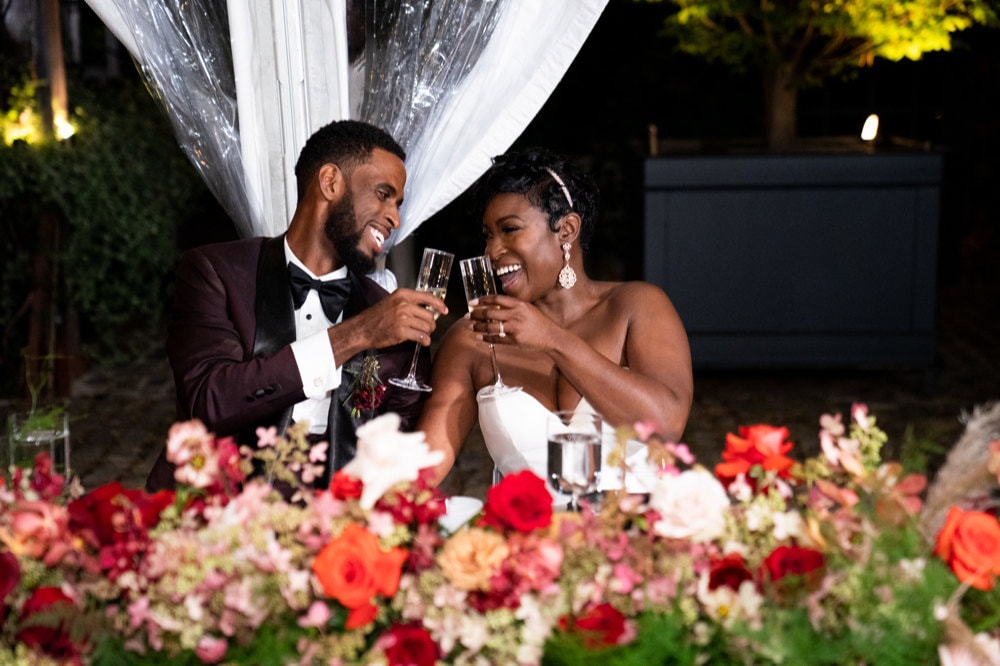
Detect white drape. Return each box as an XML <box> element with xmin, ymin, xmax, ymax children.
<box><xmin>228</xmin><ymin>2</ymin><xmax>352</xmax><ymax>237</ymax></box>
<box><xmin>82</xmin><ymin>0</ymin><xmax>608</xmax><ymax>244</ymax></box>
<box><xmin>390</xmin><ymin>1</ymin><xmax>608</xmax><ymax>246</ymax></box>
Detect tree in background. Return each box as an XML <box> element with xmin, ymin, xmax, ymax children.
<box><xmin>639</xmin><ymin>0</ymin><xmax>997</xmax><ymax>150</ymax></box>
<box><xmin>1</xmin><ymin>1</ymin><xmax>212</xmax><ymax>399</ymax></box>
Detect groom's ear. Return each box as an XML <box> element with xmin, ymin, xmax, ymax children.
<box><xmin>317</xmin><ymin>163</ymin><xmax>347</xmax><ymax>202</ymax></box>
<box><xmin>556</xmin><ymin>212</ymin><xmax>581</xmax><ymax>244</ymax></box>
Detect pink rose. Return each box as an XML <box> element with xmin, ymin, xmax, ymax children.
<box><xmin>195</xmin><ymin>635</ymin><xmax>228</xmax><ymax>663</ymax></box>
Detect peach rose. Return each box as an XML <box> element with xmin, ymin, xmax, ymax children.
<box><xmin>934</xmin><ymin>506</ymin><xmax>1000</xmax><ymax>590</ymax></box>
<box><xmin>436</xmin><ymin>528</ymin><xmax>510</xmax><ymax>591</ymax></box>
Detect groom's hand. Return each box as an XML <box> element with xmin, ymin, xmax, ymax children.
<box><xmin>327</xmin><ymin>288</ymin><xmax>447</xmax><ymax>361</ymax></box>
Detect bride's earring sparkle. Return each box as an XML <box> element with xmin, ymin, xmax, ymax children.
<box><xmin>559</xmin><ymin>242</ymin><xmax>577</xmax><ymax>289</ymax></box>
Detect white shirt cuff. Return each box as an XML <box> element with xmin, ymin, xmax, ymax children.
<box><xmin>291</xmin><ymin>331</ymin><xmax>341</xmax><ymax>398</ymax></box>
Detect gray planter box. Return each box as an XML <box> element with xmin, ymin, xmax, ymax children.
<box><xmin>643</xmin><ymin>152</ymin><xmax>942</xmax><ymax>369</ymax></box>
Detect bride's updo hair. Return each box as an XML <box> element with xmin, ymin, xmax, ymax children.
<box><xmin>472</xmin><ymin>149</ymin><xmax>599</xmax><ymax>251</ymax></box>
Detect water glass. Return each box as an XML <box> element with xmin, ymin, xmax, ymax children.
<box><xmin>546</xmin><ymin>410</ymin><xmax>601</xmax><ymax>511</ymax></box>
<box><xmin>6</xmin><ymin>405</ymin><xmax>71</xmax><ymax>477</ymax></box>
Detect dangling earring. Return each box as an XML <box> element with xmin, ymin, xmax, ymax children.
<box><xmin>559</xmin><ymin>242</ymin><xmax>577</xmax><ymax>289</ymax></box>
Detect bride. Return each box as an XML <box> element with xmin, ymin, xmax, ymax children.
<box><xmin>417</xmin><ymin>149</ymin><xmax>692</xmax><ymax>490</ymax></box>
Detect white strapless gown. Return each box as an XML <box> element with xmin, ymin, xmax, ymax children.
<box><xmin>476</xmin><ymin>387</ymin><xmax>659</xmax><ymax>493</ymax></box>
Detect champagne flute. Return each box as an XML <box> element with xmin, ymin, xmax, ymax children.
<box><xmin>459</xmin><ymin>256</ymin><xmax>522</xmax><ymax>398</ymax></box>
<box><xmin>388</xmin><ymin>247</ymin><xmax>454</xmax><ymax>392</ymax></box>
<box><xmin>546</xmin><ymin>410</ymin><xmax>602</xmax><ymax>511</ymax></box>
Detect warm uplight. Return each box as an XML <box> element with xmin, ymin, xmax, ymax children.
<box><xmin>2</xmin><ymin>107</ymin><xmax>40</xmax><ymax>145</ymax></box>
<box><xmin>54</xmin><ymin>112</ymin><xmax>76</xmax><ymax>140</ymax></box>
<box><xmin>2</xmin><ymin>106</ymin><xmax>76</xmax><ymax>145</ymax></box>
<box><xmin>861</xmin><ymin>114</ymin><xmax>879</xmax><ymax>142</ymax></box>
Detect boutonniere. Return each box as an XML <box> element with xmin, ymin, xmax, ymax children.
<box><xmin>343</xmin><ymin>353</ymin><xmax>386</xmax><ymax>418</ymax></box>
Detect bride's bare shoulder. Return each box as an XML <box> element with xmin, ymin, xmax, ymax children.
<box><xmin>604</xmin><ymin>280</ymin><xmax>673</xmax><ymax>307</ymax></box>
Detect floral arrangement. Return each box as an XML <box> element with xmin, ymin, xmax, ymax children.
<box><xmin>2</xmin><ymin>404</ymin><xmax>1000</xmax><ymax>665</ymax></box>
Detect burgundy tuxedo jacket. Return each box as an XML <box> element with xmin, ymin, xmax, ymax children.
<box><xmin>146</xmin><ymin>235</ymin><xmax>430</xmax><ymax>491</ymax></box>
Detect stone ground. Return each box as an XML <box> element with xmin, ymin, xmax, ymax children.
<box><xmin>4</xmin><ymin>281</ymin><xmax>997</xmax><ymax>501</ymax></box>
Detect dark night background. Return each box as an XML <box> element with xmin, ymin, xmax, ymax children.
<box><xmin>64</xmin><ymin>0</ymin><xmax>993</xmax><ymax>304</ymax></box>
<box><xmin>417</xmin><ymin>1</ymin><xmax>1000</xmax><ymax>298</ymax></box>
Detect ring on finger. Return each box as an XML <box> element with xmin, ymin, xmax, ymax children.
<box><xmin>497</xmin><ymin>321</ymin><xmax>506</xmax><ymax>338</ymax></box>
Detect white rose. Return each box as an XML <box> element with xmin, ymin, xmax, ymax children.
<box><xmin>342</xmin><ymin>413</ymin><xmax>444</xmax><ymax>509</ymax></box>
<box><xmin>650</xmin><ymin>468</ymin><xmax>730</xmax><ymax>543</ymax></box>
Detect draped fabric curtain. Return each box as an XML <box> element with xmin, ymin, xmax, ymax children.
<box><xmin>82</xmin><ymin>0</ymin><xmax>608</xmax><ymax>245</ymax></box>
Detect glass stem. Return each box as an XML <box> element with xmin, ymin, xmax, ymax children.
<box><xmin>405</xmin><ymin>343</ymin><xmax>421</xmax><ymax>379</ymax></box>
<box><xmin>489</xmin><ymin>343</ymin><xmax>504</xmax><ymax>386</ymax></box>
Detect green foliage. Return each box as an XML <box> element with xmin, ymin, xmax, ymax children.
<box><xmin>89</xmin><ymin>620</ymin><xmax>313</xmax><ymax>666</ymax></box>
<box><xmin>897</xmin><ymin>422</ymin><xmax>954</xmax><ymax>476</ymax></box>
<box><xmin>0</xmin><ymin>76</ymin><xmax>208</xmax><ymax>371</ymax></box>
<box><xmin>543</xmin><ymin>608</ymin><xmax>707</xmax><ymax>666</ymax></box>
<box><xmin>638</xmin><ymin>0</ymin><xmax>998</xmax><ymax>88</ymax></box>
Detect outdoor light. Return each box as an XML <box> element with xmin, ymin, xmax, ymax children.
<box><xmin>1</xmin><ymin>105</ymin><xmax>76</xmax><ymax>145</ymax></box>
<box><xmin>861</xmin><ymin>113</ymin><xmax>879</xmax><ymax>142</ymax></box>
<box><xmin>54</xmin><ymin>111</ymin><xmax>76</xmax><ymax>140</ymax></box>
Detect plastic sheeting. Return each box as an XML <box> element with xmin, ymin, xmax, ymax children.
<box><xmin>101</xmin><ymin>0</ymin><xmax>254</xmax><ymax>236</ymax></box>
<box><xmin>82</xmin><ymin>0</ymin><xmax>609</xmax><ymax>243</ymax></box>
<box><xmin>358</xmin><ymin>0</ymin><xmax>504</xmax><ymax>155</ymax></box>
<box><xmin>384</xmin><ymin>1</ymin><xmax>608</xmax><ymax>244</ymax></box>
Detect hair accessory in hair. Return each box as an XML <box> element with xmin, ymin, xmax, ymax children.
<box><xmin>544</xmin><ymin>167</ymin><xmax>574</xmax><ymax>209</ymax></box>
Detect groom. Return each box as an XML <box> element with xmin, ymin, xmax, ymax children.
<box><xmin>146</xmin><ymin>120</ymin><xmax>447</xmax><ymax>492</ymax></box>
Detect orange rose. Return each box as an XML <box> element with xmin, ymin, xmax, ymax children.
<box><xmin>715</xmin><ymin>424</ymin><xmax>796</xmax><ymax>491</ymax></box>
<box><xmin>313</xmin><ymin>523</ymin><xmax>408</xmax><ymax>621</ymax></box>
<box><xmin>934</xmin><ymin>506</ymin><xmax>1000</xmax><ymax>591</ymax></box>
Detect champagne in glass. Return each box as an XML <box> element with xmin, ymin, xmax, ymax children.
<box><xmin>459</xmin><ymin>255</ymin><xmax>521</xmax><ymax>398</ymax></box>
<box><xmin>388</xmin><ymin>248</ymin><xmax>454</xmax><ymax>392</ymax></box>
<box><xmin>546</xmin><ymin>410</ymin><xmax>602</xmax><ymax>511</ymax></box>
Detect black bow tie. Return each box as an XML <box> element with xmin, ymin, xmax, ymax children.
<box><xmin>287</xmin><ymin>262</ymin><xmax>351</xmax><ymax>322</ymax></box>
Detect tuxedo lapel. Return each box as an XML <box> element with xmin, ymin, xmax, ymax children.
<box><xmin>253</xmin><ymin>235</ymin><xmax>296</xmax><ymax>358</ymax></box>
<box><xmin>247</xmin><ymin>235</ymin><xmax>296</xmax><ymax>439</ymax></box>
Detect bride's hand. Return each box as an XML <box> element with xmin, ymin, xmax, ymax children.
<box><xmin>469</xmin><ymin>295</ymin><xmax>558</xmax><ymax>353</ymax></box>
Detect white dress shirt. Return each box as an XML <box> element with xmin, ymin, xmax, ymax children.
<box><xmin>285</xmin><ymin>240</ymin><xmax>344</xmax><ymax>434</ymax></box>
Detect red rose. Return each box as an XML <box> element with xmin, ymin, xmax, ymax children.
<box><xmin>0</xmin><ymin>550</ymin><xmax>20</xmax><ymax>623</ymax></box>
<box><xmin>329</xmin><ymin>470</ymin><xmax>364</xmax><ymax>500</ymax></box>
<box><xmin>708</xmin><ymin>552</ymin><xmax>753</xmax><ymax>591</ymax></box>
<box><xmin>559</xmin><ymin>603</ymin><xmax>628</xmax><ymax>649</ymax></box>
<box><xmin>377</xmin><ymin>623</ymin><xmax>439</xmax><ymax>666</ymax></box>
<box><xmin>479</xmin><ymin>470</ymin><xmax>553</xmax><ymax>532</ymax></box>
<box><xmin>68</xmin><ymin>482</ymin><xmax>174</xmax><ymax>546</ymax></box>
<box><xmin>761</xmin><ymin>544</ymin><xmax>825</xmax><ymax>599</ymax></box>
<box><xmin>353</xmin><ymin>384</ymin><xmax>387</xmax><ymax>411</ymax></box>
<box><xmin>16</xmin><ymin>586</ymin><xmax>81</xmax><ymax>661</ymax></box>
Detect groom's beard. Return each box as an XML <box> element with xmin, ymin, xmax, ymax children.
<box><xmin>324</xmin><ymin>190</ymin><xmax>375</xmax><ymax>276</ymax></box>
